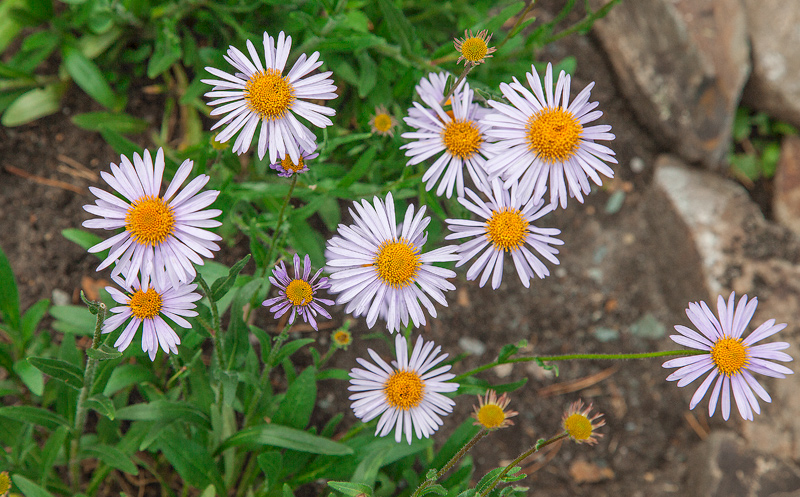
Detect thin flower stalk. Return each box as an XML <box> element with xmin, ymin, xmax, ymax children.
<box><xmin>411</xmin><ymin>429</ymin><xmax>489</xmax><ymax>497</ymax></box>
<box><xmin>478</xmin><ymin>432</ymin><xmax>568</xmax><ymax>497</ymax></box>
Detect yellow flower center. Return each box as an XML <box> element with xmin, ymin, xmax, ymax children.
<box><xmin>384</xmin><ymin>370</ymin><xmax>425</xmax><ymax>410</ymax></box>
<box><xmin>285</xmin><ymin>279</ymin><xmax>314</xmax><ymax>306</ymax></box>
<box><xmin>333</xmin><ymin>330</ymin><xmax>352</xmax><ymax>346</ymax></box>
<box><xmin>245</xmin><ymin>68</ymin><xmax>296</xmax><ymax>121</ymax></box>
<box><xmin>280</xmin><ymin>154</ymin><xmax>305</xmax><ymax>173</ymax></box>
<box><xmin>442</xmin><ymin>119</ymin><xmax>483</xmax><ymax>160</ymax></box>
<box><xmin>485</xmin><ymin>208</ymin><xmax>527</xmax><ymax>251</ymax></box>
<box><xmin>128</xmin><ymin>288</ymin><xmax>163</xmax><ymax>320</ymax></box>
<box><xmin>0</xmin><ymin>471</ymin><xmax>10</xmax><ymax>495</ymax></box>
<box><xmin>564</xmin><ymin>413</ymin><xmax>593</xmax><ymax>441</ymax></box>
<box><xmin>526</xmin><ymin>107</ymin><xmax>582</xmax><ymax>163</ymax></box>
<box><xmin>711</xmin><ymin>337</ymin><xmax>748</xmax><ymax>376</ymax></box>
<box><xmin>477</xmin><ymin>404</ymin><xmax>506</xmax><ymax>429</ymax></box>
<box><xmin>125</xmin><ymin>196</ymin><xmax>175</xmax><ymax>247</ymax></box>
<box><xmin>373</xmin><ymin>113</ymin><xmax>394</xmax><ymax>133</ymax></box>
<box><xmin>460</xmin><ymin>37</ymin><xmax>489</xmax><ymax>62</ymax></box>
<box><xmin>373</xmin><ymin>239</ymin><xmax>421</xmax><ymax>288</ymax></box>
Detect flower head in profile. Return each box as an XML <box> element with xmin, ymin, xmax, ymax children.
<box><xmin>663</xmin><ymin>293</ymin><xmax>793</xmax><ymax>421</ymax></box>
<box><xmin>82</xmin><ymin>148</ymin><xmax>222</xmax><ymax>287</ymax></box>
<box><xmin>269</xmin><ymin>146</ymin><xmax>318</xmax><ymax>178</ymax></box>
<box><xmin>202</xmin><ymin>31</ymin><xmax>337</xmax><ymax>163</ymax></box>
<box><xmin>446</xmin><ymin>179</ymin><xmax>562</xmax><ymax>289</ymax></box>
<box><xmin>483</xmin><ymin>63</ymin><xmax>617</xmax><ymax>209</ymax></box>
<box><xmin>454</xmin><ymin>29</ymin><xmax>496</xmax><ymax>66</ymax></box>
<box><xmin>562</xmin><ymin>400</ymin><xmax>605</xmax><ymax>445</ymax></box>
<box><xmin>325</xmin><ymin>192</ymin><xmax>459</xmax><ymax>333</ymax></box>
<box><xmin>401</xmin><ymin>82</ymin><xmax>492</xmax><ymax>199</ymax></box>
<box><xmin>103</xmin><ymin>273</ymin><xmax>201</xmax><ymax>361</ymax></box>
<box><xmin>262</xmin><ymin>253</ymin><xmax>333</xmax><ymax>331</ymax></box>
<box><xmin>472</xmin><ymin>390</ymin><xmax>518</xmax><ymax>430</ymax></box>
<box><xmin>369</xmin><ymin>105</ymin><xmax>398</xmax><ymax>137</ymax></box>
<box><xmin>349</xmin><ymin>334</ymin><xmax>458</xmax><ymax>444</ymax></box>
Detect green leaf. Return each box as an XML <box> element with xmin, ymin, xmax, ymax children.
<box><xmin>147</xmin><ymin>19</ymin><xmax>182</xmax><ymax>78</ymax></box>
<box><xmin>430</xmin><ymin>418</ymin><xmax>481</xmax><ymax>470</ymax></box>
<box><xmin>63</xmin><ymin>46</ymin><xmax>122</xmax><ymax>110</ymax></box>
<box><xmin>316</xmin><ymin>368</ymin><xmax>349</xmax><ymax>381</ymax></box>
<box><xmin>0</xmin><ymin>405</ymin><xmax>70</xmax><ymax>430</ymax></box>
<box><xmin>257</xmin><ymin>451</ymin><xmax>282</xmax><ymax>490</ymax></box>
<box><xmin>11</xmin><ymin>475</ymin><xmax>56</xmax><ymax>497</ymax></box>
<box><xmin>86</xmin><ymin>344</ymin><xmax>123</xmax><ymax>361</ymax></box>
<box><xmin>62</xmin><ymin>229</ymin><xmax>105</xmax><ymax>259</ymax></box>
<box><xmin>13</xmin><ymin>358</ymin><xmax>44</xmax><ymax>396</ymax></box>
<box><xmin>158</xmin><ymin>430</ymin><xmax>226</xmax><ymax>494</ymax></box>
<box><xmin>419</xmin><ymin>484</ymin><xmax>447</xmax><ymax>496</ymax></box>
<box><xmin>42</xmin><ymin>426</ymin><xmax>70</xmax><ymax>475</ymax></box>
<box><xmin>210</xmin><ymin>254</ymin><xmax>251</xmax><ymax>301</ymax></box>
<box><xmin>103</xmin><ymin>363</ymin><xmax>159</xmax><ymax>396</ymax></box>
<box><xmin>272</xmin><ymin>366</ymin><xmax>316</xmax><ymax>429</ymax></box>
<box><xmin>498</xmin><ymin>340</ymin><xmax>527</xmax><ymax>362</ymax></box>
<box><xmin>327</xmin><ymin>481</ymin><xmax>373</xmax><ymax>497</ymax></box>
<box><xmin>72</xmin><ymin>111</ymin><xmax>148</xmax><ymax>134</ymax></box>
<box><xmin>338</xmin><ymin>145</ymin><xmax>377</xmax><ymax>189</ymax></box>
<box><xmin>217</xmin><ymin>425</ymin><xmax>354</xmax><ymax>455</ymax></box>
<box><xmin>0</xmin><ymin>0</ymin><xmax>27</xmax><ymax>53</ymax></box>
<box><xmin>100</xmin><ymin>129</ymin><xmax>140</xmax><ymax>157</ymax></box>
<box><xmin>377</xmin><ymin>0</ymin><xmax>415</xmax><ymax>53</ymax></box>
<box><xmin>482</xmin><ymin>2</ymin><xmax>525</xmax><ymax>33</ymax></box>
<box><xmin>271</xmin><ymin>338</ymin><xmax>314</xmax><ymax>367</ymax></box>
<box><xmin>288</xmin><ymin>218</ymin><xmax>325</xmax><ymax>269</ymax></box>
<box><xmin>86</xmin><ymin>393</ymin><xmax>116</xmax><ymax>420</ymax></box>
<box><xmin>20</xmin><ymin>298</ymin><xmax>49</xmax><ymax>343</ymax></box>
<box><xmin>27</xmin><ymin>356</ymin><xmax>84</xmax><ymax>389</ymax></box>
<box><xmin>0</xmin><ymin>243</ymin><xmax>20</xmax><ymax>330</ymax></box>
<box><xmin>116</xmin><ymin>400</ymin><xmax>212</xmax><ymax>430</ymax></box>
<box><xmin>82</xmin><ymin>443</ymin><xmax>138</xmax><ymax>474</ymax></box>
<box><xmin>50</xmin><ymin>305</ymin><xmax>95</xmax><ymax>335</ymax></box>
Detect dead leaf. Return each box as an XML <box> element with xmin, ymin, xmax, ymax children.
<box><xmin>569</xmin><ymin>459</ymin><xmax>614</xmax><ymax>484</ymax></box>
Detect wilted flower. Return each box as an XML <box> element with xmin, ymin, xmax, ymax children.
<box><xmin>562</xmin><ymin>400</ymin><xmax>605</xmax><ymax>445</ymax></box>
<box><xmin>472</xmin><ymin>390</ymin><xmax>518</xmax><ymax>430</ymax></box>
<box><xmin>454</xmin><ymin>29</ymin><xmax>496</xmax><ymax>66</ymax></box>
<box><xmin>369</xmin><ymin>105</ymin><xmax>398</xmax><ymax>137</ymax></box>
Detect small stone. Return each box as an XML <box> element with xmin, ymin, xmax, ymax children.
<box><xmin>604</xmin><ymin>190</ymin><xmax>625</xmax><ymax>214</ymax></box>
<box><xmin>494</xmin><ymin>363</ymin><xmax>513</xmax><ymax>378</ymax></box>
<box><xmin>773</xmin><ymin>135</ymin><xmax>800</xmax><ymax>235</ymax></box>
<box><xmin>569</xmin><ymin>460</ymin><xmax>615</xmax><ymax>484</ymax></box>
<box><xmin>630</xmin><ymin>156</ymin><xmax>646</xmax><ymax>173</ymax></box>
<box><xmin>52</xmin><ymin>289</ymin><xmax>71</xmax><ymax>307</ymax></box>
<box><xmin>593</xmin><ymin>327</ymin><xmax>620</xmax><ymax>342</ymax></box>
<box><xmin>458</xmin><ymin>337</ymin><xmax>486</xmax><ymax>356</ymax></box>
<box><xmin>628</xmin><ymin>313</ymin><xmax>666</xmax><ymax>339</ymax></box>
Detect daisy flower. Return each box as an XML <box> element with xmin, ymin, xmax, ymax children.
<box><xmin>202</xmin><ymin>31</ymin><xmax>337</xmax><ymax>163</ymax></box>
<box><xmin>103</xmin><ymin>273</ymin><xmax>201</xmax><ymax>361</ymax></box>
<box><xmin>325</xmin><ymin>192</ymin><xmax>459</xmax><ymax>333</ymax></box>
<box><xmin>483</xmin><ymin>63</ymin><xmax>617</xmax><ymax>209</ymax></box>
<box><xmin>401</xmin><ymin>82</ymin><xmax>492</xmax><ymax>198</ymax></box>
<box><xmin>269</xmin><ymin>146</ymin><xmax>318</xmax><ymax>177</ymax></box>
<box><xmin>407</xmin><ymin>72</ymin><xmax>463</xmax><ymax>122</ymax></box>
<box><xmin>262</xmin><ymin>253</ymin><xmax>333</xmax><ymax>331</ymax></box>
<box><xmin>663</xmin><ymin>293</ymin><xmax>793</xmax><ymax>421</ymax></box>
<box><xmin>82</xmin><ymin>148</ymin><xmax>222</xmax><ymax>287</ymax></box>
<box><xmin>562</xmin><ymin>400</ymin><xmax>605</xmax><ymax>445</ymax></box>
<box><xmin>348</xmin><ymin>334</ymin><xmax>458</xmax><ymax>444</ymax></box>
<box><xmin>454</xmin><ymin>29</ymin><xmax>496</xmax><ymax>66</ymax></box>
<box><xmin>369</xmin><ymin>105</ymin><xmax>398</xmax><ymax>137</ymax></box>
<box><xmin>472</xmin><ymin>390</ymin><xmax>518</xmax><ymax>430</ymax></box>
<box><xmin>445</xmin><ymin>179</ymin><xmax>562</xmax><ymax>289</ymax></box>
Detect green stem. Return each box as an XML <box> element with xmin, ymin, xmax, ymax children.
<box><xmin>197</xmin><ymin>275</ymin><xmax>224</xmax><ymax>370</ymax></box>
<box><xmin>496</xmin><ymin>0</ymin><xmax>537</xmax><ymax>52</ymax></box>
<box><xmin>244</xmin><ymin>320</ymin><xmax>293</xmax><ymax>426</ymax></box>
<box><xmin>411</xmin><ymin>429</ymin><xmax>489</xmax><ymax>497</ymax></box>
<box><xmin>70</xmin><ymin>302</ymin><xmax>106</xmax><ymax>490</ymax></box>
<box><xmin>439</xmin><ymin>64</ymin><xmax>473</xmax><ymax>107</ymax></box>
<box><xmin>263</xmin><ymin>174</ymin><xmax>298</xmax><ymax>275</ymax></box>
<box><xmin>453</xmin><ymin>349</ymin><xmax>705</xmax><ymax>383</ymax></box>
<box><xmin>479</xmin><ymin>432</ymin><xmax>568</xmax><ymax>497</ymax></box>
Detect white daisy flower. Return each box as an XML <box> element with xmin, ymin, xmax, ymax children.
<box><xmin>401</xmin><ymin>82</ymin><xmax>492</xmax><ymax>199</ymax></box>
<box><xmin>349</xmin><ymin>334</ymin><xmax>458</xmax><ymax>444</ymax></box>
<box><xmin>82</xmin><ymin>148</ymin><xmax>222</xmax><ymax>288</ymax></box>
<box><xmin>202</xmin><ymin>31</ymin><xmax>337</xmax><ymax>163</ymax></box>
<box><xmin>407</xmin><ymin>72</ymin><xmax>463</xmax><ymax>121</ymax></box>
<box><xmin>483</xmin><ymin>63</ymin><xmax>617</xmax><ymax>209</ymax></box>
<box><xmin>325</xmin><ymin>192</ymin><xmax>459</xmax><ymax>333</ymax></box>
<box><xmin>445</xmin><ymin>179</ymin><xmax>562</xmax><ymax>289</ymax></box>
<box><xmin>663</xmin><ymin>293</ymin><xmax>793</xmax><ymax>421</ymax></box>
<box><xmin>103</xmin><ymin>273</ymin><xmax>201</xmax><ymax>361</ymax></box>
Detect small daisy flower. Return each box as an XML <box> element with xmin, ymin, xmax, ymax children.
<box><xmin>349</xmin><ymin>334</ymin><xmax>458</xmax><ymax>444</ymax></box>
<box><xmin>663</xmin><ymin>293</ymin><xmax>793</xmax><ymax>421</ymax></box>
<box><xmin>369</xmin><ymin>105</ymin><xmax>398</xmax><ymax>137</ymax></box>
<box><xmin>325</xmin><ymin>192</ymin><xmax>459</xmax><ymax>333</ymax></box>
<box><xmin>103</xmin><ymin>273</ymin><xmax>201</xmax><ymax>361</ymax></box>
<box><xmin>269</xmin><ymin>146</ymin><xmax>318</xmax><ymax>177</ymax></box>
<box><xmin>562</xmin><ymin>400</ymin><xmax>605</xmax><ymax>445</ymax></box>
<box><xmin>83</xmin><ymin>148</ymin><xmax>222</xmax><ymax>288</ymax></box>
<box><xmin>454</xmin><ymin>29</ymin><xmax>496</xmax><ymax>66</ymax></box>
<box><xmin>332</xmin><ymin>328</ymin><xmax>352</xmax><ymax>349</ymax></box>
<box><xmin>472</xmin><ymin>390</ymin><xmax>518</xmax><ymax>430</ymax></box>
<box><xmin>202</xmin><ymin>31</ymin><xmax>337</xmax><ymax>163</ymax></box>
<box><xmin>0</xmin><ymin>471</ymin><xmax>9</xmax><ymax>497</ymax></box>
<box><xmin>483</xmin><ymin>63</ymin><xmax>617</xmax><ymax>209</ymax></box>
<box><xmin>445</xmin><ymin>179</ymin><xmax>562</xmax><ymax>289</ymax></box>
<box><xmin>262</xmin><ymin>253</ymin><xmax>333</xmax><ymax>331</ymax></box>
<box><xmin>401</xmin><ymin>82</ymin><xmax>492</xmax><ymax>198</ymax></box>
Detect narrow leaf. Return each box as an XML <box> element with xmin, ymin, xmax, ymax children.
<box><xmin>63</xmin><ymin>46</ymin><xmax>122</xmax><ymax>110</ymax></box>
<box><xmin>217</xmin><ymin>425</ymin><xmax>353</xmax><ymax>455</ymax></box>
<box><xmin>72</xmin><ymin>111</ymin><xmax>148</xmax><ymax>133</ymax></box>
<box><xmin>272</xmin><ymin>366</ymin><xmax>316</xmax><ymax>429</ymax></box>
<box><xmin>116</xmin><ymin>400</ymin><xmax>211</xmax><ymax>430</ymax></box>
<box><xmin>28</xmin><ymin>356</ymin><xmax>84</xmax><ymax>389</ymax></box>
<box><xmin>11</xmin><ymin>475</ymin><xmax>55</xmax><ymax>497</ymax></box>
<box><xmin>0</xmin><ymin>405</ymin><xmax>70</xmax><ymax>430</ymax></box>
<box><xmin>86</xmin><ymin>393</ymin><xmax>116</xmax><ymax>420</ymax></box>
<box><xmin>82</xmin><ymin>443</ymin><xmax>138</xmax><ymax>474</ymax></box>
<box><xmin>0</xmin><ymin>243</ymin><xmax>20</xmax><ymax>330</ymax></box>
<box><xmin>327</xmin><ymin>481</ymin><xmax>373</xmax><ymax>496</ymax></box>
<box><xmin>210</xmin><ymin>254</ymin><xmax>251</xmax><ymax>301</ymax></box>
<box><xmin>86</xmin><ymin>344</ymin><xmax>123</xmax><ymax>361</ymax></box>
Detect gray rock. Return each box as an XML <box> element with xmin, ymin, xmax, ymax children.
<box><xmin>591</xmin><ymin>0</ymin><xmax>749</xmax><ymax>168</ymax></box>
<box><xmin>773</xmin><ymin>136</ymin><xmax>800</xmax><ymax>235</ymax></box>
<box><xmin>741</xmin><ymin>0</ymin><xmax>800</xmax><ymax>129</ymax></box>
<box><xmin>458</xmin><ymin>336</ymin><xmax>486</xmax><ymax>356</ymax></box>
<box><xmin>628</xmin><ymin>313</ymin><xmax>666</xmax><ymax>340</ymax></box>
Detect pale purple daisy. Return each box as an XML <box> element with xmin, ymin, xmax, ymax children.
<box><xmin>269</xmin><ymin>146</ymin><xmax>319</xmax><ymax>177</ymax></box>
<box><xmin>663</xmin><ymin>293</ymin><xmax>793</xmax><ymax>421</ymax></box>
<box><xmin>103</xmin><ymin>273</ymin><xmax>201</xmax><ymax>361</ymax></box>
<box><xmin>325</xmin><ymin>192</ymin><xmax>459</xmax><ymax>333</ymax></box>
<box><xmin>407</xmin><ymin>72</ymin><xmax>463</xmax><ymax>121</ymax></box>
<box><xmin>262</xmin><ymin>253</ymin><xmax>333</xmax><ymax>331</ymax></box>
<box><xmin>401</xmin><ymin>82</ymin><xmax>492</xmax><ymax>199</ymax></box>
<box><xmin>82</xmin><ymin>148</ymin><xmax>222</xmax><ymax>288</ymax></box>
<box><xmin>202</xmin><ymin>31</ymin><xmax>337</xmax><ymax>163</ymax></box>
<box><xmin>482</xmin><ymin>63</ymin><xmax>617</xmax><ymax>209</ymax></box>
<box><xmin>349</xmin><ymin>334</ymin><xmax>458</xmax><ymax>444</ymax></box>
<box><xmin>445</xmin><ymin>179</ymin><xmax>562</xmax><ymax>289</ymax></box>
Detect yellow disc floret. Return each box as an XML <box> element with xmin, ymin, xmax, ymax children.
<box><xmin>0</xmin><ymin>471</ymin><xmax>10</xmax><ymax>496</ymax></box>
<box><xmin>711</xmin><ymin>337</ymin><xmax>748</xmax><ymax>376</ymax></box>
<box><xmin>442</xmin><ymin>119</ymin><xmax>483</xmax><ymax>160</ymax></box>
<box><xmin>373</xmin><ymin>239</ymin><xmax>421</xmax><ymax>288</ymax></box>
<box><xmin>333</xmin><ymin>329</ymin><xmax>352</xmax><ymax>347</ymax></box>
<box><xmin>373</xmin><ymin>113</ymin><xmax>394</xmax><ymax>133</ymax></box>
<box><xmin>285</xmin><ymin>279</ymin><xmax>314</xmax><ymax>306</ymax></box>
<box><xmin>128</xmin><ymin>288</ymin><xmax>163</xmax><ymax>320</ymax></box>
<box><xmin>245</xmin><ymin>68</ymin><xmax>296</xmax><ymax>120</ymax></box>
<box><xmin>476</xmin><ymin>404</ymin><xmax>506</xmax><ymax>429</ymax></box>
<box><xmin>125</xmin><ymin>196</ymin><xmax>175</xmax><ymax>247</ymax></box>
<box><xmin>281</xmin><ymin>154</ymin><xmax>306</xmax><ymax>173</ymax></box>
<box><xmin>384</xmin><ymin>370</ymin><xmax>425</xmax><ymax>410</ymax></box>
<box><xmin>485</xmin><ymin>208</ymin><xmax>527</xmax><ymax>251</ymax></box>
<box><xmin>526</xmin><ymin>107</ymin><xmax>582</xmax><ymax>163</ymax></box>
<box><xmin>459</xmin><ymin>37</ymin><xmax>489</xmax><ymax>63</ymax></box>
<box><xmin>564</xmin><ymin>413</ymin><xmax>593</xmax><ymax>441</ymax></box>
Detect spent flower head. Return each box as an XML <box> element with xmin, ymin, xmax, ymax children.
<box><xmin>562</xmin><ymin>400</ymin><xmax>605</xmax><ymax>445</ymax></box>
<box><xmin>0</xmin><ymin>472</ymin><xmax>9</xmax><ymax>497</ymax></box>
<box><xmin>369</xmin><ymin>105</ymin><xmax>398</xmax><ymax>137</ymax></box>
<box><xmin>269</xmin><ymin>146</ymin><xmax>318</xmax><ymax>177</ymax></box>
<box><xmin>332</xmin><ymin>328</ymin><xmax>353</xmax><ymax>349</ymax></box>
<box><xmin>262</xmin><ymin>253</ymin><xmax>333</xmax><ymax>331</ymax></box>
<box><xmin>472</xmin><ymin>390</ymin><xmax>518</xmax><ymax>430</ymax></box>
<box><xmin>454</xmin><ymin>29</ymin><xmax>496</xmax><ymax>66</ymax></box>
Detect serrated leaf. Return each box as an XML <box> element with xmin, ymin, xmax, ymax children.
<box><xmin>27</xmin><ymin>356</ymin><xmax>84</xmax><ymax>389</ymax></box>
<box><xmin>0</xmin><ymin>243</ymin><xmax>20</xmax><ymax>330</ymax></box>
<box><xmin>210</xmin><ymin>254</ymin><xmax>251</xmax><ymax>301</ymax></box>
<box><xmin>217</xmin><ymin>424</ymin><xmax>353</xmax><ymax>455</ymax></box>
<box><xmin>63</xmin><ymin>46</ymin><xmax>122</xmax><ymax>110</ymax></box>
<box><xmin>0</xmin><ymin>405</ymin><xmax>70</xmax><ymax>430</ymax></box>
<box><xmin>82</xmin><ymin>443</ymin><xmax>138</xmax><ymax>474</ymax></box>
<box><xmin>72</xmin><ymin>111</ymin><xmax>148</xmax><ymax>134</ymax></box>
<box><xmin>327</xmin><ymin>481</ymin><xmax>372</xmax><ymax>496</ymax></box>
<box><xmin>86</xmin><ymin>393</ymin><xmax>116</xmax><ymax>420</ymax></box>
<box><xmin>86</xmin><ymin>344</ymin><xmax>123</xmax><ymax>361</ymax></box>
